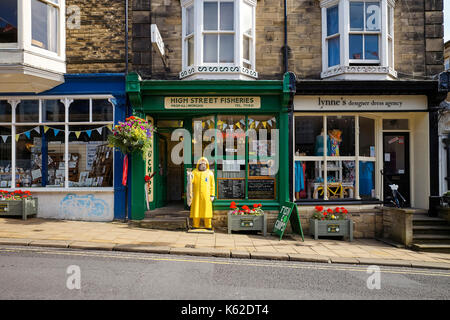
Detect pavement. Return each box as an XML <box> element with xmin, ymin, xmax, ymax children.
<box><xmin>0</xmin><ymin>217</ymin><xmax>450</xmax><ymax>270</ymax></box>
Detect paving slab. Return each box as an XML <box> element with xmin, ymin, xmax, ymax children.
<box><xmin>69</xmin><ymin>241</ymin><xmax>116</xmax><ymax>251</ymax></box>
<box><xmin>0</xmin><ymin>238</ymin><xmax>32</xmax><ymax>246</ymax></box>
<box><xmin>113</xmin><ymin>244</ymin><xmax>171</xmax><ymax>254</ymax></box>
<box><xmin>288</xmin><ymin>253</ymin><xmax>330</xmax><ymax>263</ymax></box>
<box><xmin>250</xmin><ymin>251</ymin><xmax>289</xmax><ymax>261</ymax></box>
<box><xmin>230</xmin><ymin>250</ymin><xmax>251</xmax><ymax>259</ymax></box>
<box><xmin>29</xmin><ymin>240</ymin><xmax>71</xmax><ymax>248</ymax></box>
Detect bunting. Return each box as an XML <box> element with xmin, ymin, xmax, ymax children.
<box><xmin>1</xmin><ymin>125</ymin><xmax>112</xmax><ymax>141</ymax></box>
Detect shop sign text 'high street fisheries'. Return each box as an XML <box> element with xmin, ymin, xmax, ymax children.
<box><xmin>165</xmin><ymin>97</ymin><xmax>261</xmax><ymax>109</ymax></box>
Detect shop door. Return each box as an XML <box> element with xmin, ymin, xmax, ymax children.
<box><xmin>383</xmin><ymin>133</ymin><xmax>410</xmax><ymax>207</ymax></box>
<box><xmin>156</xmin><ymin>134</ymin><xmax>168</xmax><ymax>208</ymax></box>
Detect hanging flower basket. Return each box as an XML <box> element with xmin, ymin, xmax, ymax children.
<box><xmin>0</xmin><ymin>190</ymin><xmax>38</xmax><ymax>220</ymax></box>
<box><xmin>107</xmin><ymin>116</ymin><xmax>155</xmax><ymax>156</ymax></box>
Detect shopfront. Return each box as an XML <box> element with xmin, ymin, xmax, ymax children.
<box><xmin>293</xmin><ymin>80</ymin><xmax>442</xmax><ymax>211</ymax></box>
<box><xmin>126</xmin><ymin>72</ymin><xmax>295</xmax><ymax>221</ymax></box>
<box><xmin>0</xmin><ymin>74</ymin><xmax>127</xmax><ymax>221</ymax></box>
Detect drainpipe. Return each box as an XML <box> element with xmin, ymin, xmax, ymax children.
<box><xmin>125</xmin><ymin>0</ymin><xmax>130</xmax><ymax>221</ymax></box>
<box><xmin>125</xmin><ymin>0</ymin><xmax>129</xmax><ymax>76</ymax></box>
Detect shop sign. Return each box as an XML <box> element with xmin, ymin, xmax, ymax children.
<box><xmin>273</xmin><ymin>202</ymin><xmax>304</xmax><ymax>241</ymax></box>
<box><xmin>151</xmin><ymin>24</ymin><xmax>165</xmax><ymax>57</ymax></box>
<box><xmin>165</xmin><ymin>97</ymin><xmax>261</xmax><ymax>109</ymax></box>
<box><xmin>294</xmin><ymin>95</ymin><xmax>427</xmax><ymax>111</ymax></box>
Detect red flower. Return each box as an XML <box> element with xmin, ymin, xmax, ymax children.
<box><xmin>323</xmin><ymin>211</ymin><xmax>327</xmax><ymax>216</ymax></box>
<box><xmin>230</xmin><ymin>201</ymin><xmax>237</xmax><ymax>209</ymax></box>
<box><xmin>144</xmin><ymin>175</ymin><xmax>151</xmax><ymax>182</ymax></box>
<box><xmin>335</xmin><ymin>207</ymin><xmax>340</xmax><ymax>213</ymax></box>
<box><xmin>315</xmin><ymin>206</ymin><xmax>324</xmax><ymax>212</ymax></box>
<box><xmin>342</xmin><ymin>209</ymin><xmax>348</xmax><ymax>214</ymax></box>
<box><xmin>327</xmin><ymin>208</ymin><xmax>333</xmax><ymax>214</ymax></box>
<box><xmin>253</xmin><ymin>203</ymin><xmax>259</xmax><ymax>208</ymax></box>
<box><xmin>242</xmin><ymin>205</ymin><xmax>250</xmax><ymax>211</ymax></box>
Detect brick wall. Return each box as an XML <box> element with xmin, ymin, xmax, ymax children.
<box><xmin>66</xmin><ymin>0</ymin><xmax>129</xmax><ymax>74</ymax></box>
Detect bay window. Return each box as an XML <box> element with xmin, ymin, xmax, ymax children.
<box><xmin>180</xmin><ymin>0</ymin><xmax>257</xmax><ymax>80</ymax></box>
<box><xmin>294</xmin><ymin>114</ymin><xmax>376</xmax><ymax>201</ymax></box>
<box><xmin>0</xmin><ymin>97</ymin><xmax>114</xmax><ymax>190</ymax></box>
<box><xmin>321</xmin><ymin>0</ymin><xmax>396</xmax><ymax>80</ymax></box>
<box><xmin>0</xmin><ymin>0</ymin><xmax>65</xmax><ymax>93</ymax></box>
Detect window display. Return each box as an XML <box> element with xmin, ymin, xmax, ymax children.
<box><xmin>0</xmin><ymin>97</ymin><xmax>114</xmax><ymax>189</ymax></box>
<box><xmin>294</xmin><ymin>115</ymin><xmax>375</xmax><ymax>201</ymax></box>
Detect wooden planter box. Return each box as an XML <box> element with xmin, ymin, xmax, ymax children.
<box><xmin>0</xmin><ymin>198</ymin><xmax>38</xmax><ymax>220</ymax></box>
<box><xmin>228</xmin><ymin>212</ymin><xmax>267</xmax><ymax>236</ymax></box>
<box><xmin>309</xmin><ymin>218</ymin><xmax>353</xmax><ymax>241</ymax></box>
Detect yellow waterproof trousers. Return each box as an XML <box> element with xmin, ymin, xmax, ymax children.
<box><xmin>193</xmin><ymin>218</ymin><xmax>212</xmax><ymax>229</ymax></box>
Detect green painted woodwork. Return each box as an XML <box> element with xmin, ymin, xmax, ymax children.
<box><xmin>126</xmin><ymin>72</ymin><xmax>296</xmax><ymax>220</ymax></box>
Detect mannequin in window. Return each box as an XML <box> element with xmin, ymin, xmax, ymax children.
<box><xmin>328</xmin><ymin>129</ymin><xmax>342</xmax><ymax>156</ymax></box>
<box><xmin>314</xmin><ymin>129</ymin><xmax>331</xmax><ymax>156</ymax></box>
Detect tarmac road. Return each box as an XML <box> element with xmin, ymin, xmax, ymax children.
<box><xmin>0</xmin><ymin>245</ymin><xmax>448</xmax><ymax>300</ymax></box>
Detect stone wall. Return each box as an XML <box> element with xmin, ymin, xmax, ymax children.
<box><xmin>134</xmin><ymin>0</ymin><xmax>443</xmax><ymax>80</ymax></box>
<box><xmin>66</xmin><ymin>0</ymin><xmax>129</xmax><ymax>73</ymax></box>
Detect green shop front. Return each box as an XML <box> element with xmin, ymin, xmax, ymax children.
<box><xmin>126</xmin><ymin>72</ymin><xmax>295</xmax><ymax>227</ymax></box>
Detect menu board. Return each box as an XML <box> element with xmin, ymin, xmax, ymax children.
<box><xmin>248</xmin><ymin>179</ymin><xmax>275</xmax><ymax>199</ymax></box>
<box><xmin>218</xmin><ymin>179</ymin><xmax>245</xmax><ymax>199</ymax></box>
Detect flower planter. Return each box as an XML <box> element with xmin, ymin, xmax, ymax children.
<box><xmin>309</xmin><ymin>218</ymin><xmax>353</xmax><ymax>241</ymax></box>
<box><xmin>228</xmin><ymin>212</ymin><xmax>267</xmax><ymax>236</ymax></box>
<box><xmin>0</xmin><ymin>197</ymin><xmax>38</xmax><ymax>220</ymax></box>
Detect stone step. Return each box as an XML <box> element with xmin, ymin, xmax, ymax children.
<box><xmin>412</xmin><ymin>234</ymin><xmax>450</xmax><ymax>244</ymax></box>
<box><xmin>411</xmin><ymin>243</ymin><xmax>450</xmax><ymax>253</ymax></box>
<box><xmin>130</xmin><ymin>217</ymin><xmax>189</xmax><ymax>231</ymax></box>
<box><xmin>412</xmin><ymin>215</ymin><xmax>448</xmax><ymax>226</ymax></box>
<box><xmin>413</xmin><ymin>225</ymin><xmax>450</xmax><ymax>235</ymax></box>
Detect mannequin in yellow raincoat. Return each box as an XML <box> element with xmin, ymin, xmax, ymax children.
<box><xmin>188</xmin><ymin>157</ymin><xmax>215</xmax><ymax>230</ymax></box>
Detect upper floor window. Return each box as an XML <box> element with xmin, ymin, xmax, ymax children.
<box><xmin>0</xmin><ymin>0</ymin><xmax>18</xmax><ymax>44</ymax></box>
<box><xmin>321</xmin><ymin>0</ymin><xmax>396</xmax><ymax>80</ymax></box>
<box><xmin>31</xmin><ymin>0</ymin><xmax>60</xmax><ymax>53</ymax></box>
<box><xmin>180</xmin><ymin>0</ymin><xmax>257</xmax><ymax>80</ymax></box>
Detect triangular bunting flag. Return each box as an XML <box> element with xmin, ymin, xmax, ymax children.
<box><xmin>34</xmin><ymin>127</ymin><xmax>40</xmax><ymax>134</ymax></box>
<box><xmin>268</xmin><ymin>120</ymin><xmax>272</xmax><ymax>127</ymax></box>
<box><xmin>255</xmin><ymin>121</ymin><xmax>260</xmax><ymax>128</ymax></box>
<box><xmin>97</xmin><ymin>127</ymin><xmax>103</xmax><ymax>135</ymax></box>
<box><xmin>54</xmin><ymin>129</ymin><xmax>60</xmax><ymax>136</ymax></box>
<box><xmin>107</xmin><ymin>124</ymin><xmax>113</xmax><ymax>131</ymax></box>
<box><xmin>15</xmin><ymin>134</ymin><xmax>20</xmax><ymax>142</ymax></box>
<box><xmin>1</xmin><ymin>136</ymin><xmax>8</xmax><ymax>143</ymax></box>
<box><xmin>86</xmin><ymin>130</ymin><xmax>92</xmax><ymax>138</ymax></box>
<box><xmin>44</xmin><ymin>126</ymin><xmax>50</xmax><ymax>133</ymax></box>
<box><xmin>25</xmin><ymin>131</ymin><xmax>31</xmax><ymax>139</ymax></box>
<box><xmin>75</xmin><ymin>131</ymin><xmax>81</xmax><ymax>139</ymax></box>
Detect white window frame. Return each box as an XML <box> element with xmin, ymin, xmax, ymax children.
<box><xmin>0</xmin><ymin>95</ymin><xmax>115</xmax><ymax>192</ymax></box>
<box><xmin>180</xmin><ymin>0</ymin><xmax>257</xmax><ymax>80</ymax></box>
<box><xmin>320</xmin><ymin>0</ymin><xmax>396</xmax><ymax>79</ymax></box>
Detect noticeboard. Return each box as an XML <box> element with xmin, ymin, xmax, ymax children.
<box><xmin>273</xmin><ymin>201</ymin><xmax>304</xmax><ymax>241</ymax></box>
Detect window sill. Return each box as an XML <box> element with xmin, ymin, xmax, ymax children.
<box><xmin>321</xmin><ymin>65</ymin><xmax>397</xmax><ymax>80</ymax></box>
<box><xmin>180</xmin><ymin>65</ymin><xmax>258</xmax><ymax>80</ymax></box>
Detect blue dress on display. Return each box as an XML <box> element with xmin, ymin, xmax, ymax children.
<box><xmin>314</xmin><ymin>134</ymin><xmax>331</xmax><ymax>156</ymax></box>
<box><xmin>295</xmin><ymin>161</ymin><xmax>305</xmax><ymax>192</ymax></box>
<box><xmin>359</xmin><ymin>161</ymin><xmax>374</xmax><ymax>196</ymax></box>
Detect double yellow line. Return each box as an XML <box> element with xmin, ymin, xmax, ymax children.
<box><xmin>0</xmin><ymin>246</ymin><xmax>449</xmax><ymax>278</ymax></box>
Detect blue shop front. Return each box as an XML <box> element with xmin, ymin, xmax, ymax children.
<box><xmin>0</xmin><ymin>73</ymin><xmax>127</xmax><ymax>221</ymax></box>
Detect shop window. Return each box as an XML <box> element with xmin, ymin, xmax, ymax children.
<box><xmin>181</xmin><ymin>0</ymin><xmax>257</xmax><ymax>80</ymax></box>
<box><xmin>320</xmin><ymin>0</ymin><xmax>396</xmax><ymax>80</ymax></box>
<box><xmin>0</xmin><ymin>96</ymin><xmax>114</xmax><ymax>189</ymax></box>
<box><xmin>16</xmin><ymin>100</ymin><xmax>40</xmax><ymax>123</ymax></box>
<box><xmin>0</xmin><ymin>0</ymin><xmax>18</xmax><ymax>44</ymax></box>
<box><xmin>294</xmin><ymin>115</ymin><xmax>376</xmax><ymax>201</ymax></box>
<box><xmin>69</xmin><ymin>100</ymin><xmax>90</xmax><ymax>122</ymax></box>
<box><xmin>0</xmin><ymin>101</ymin><xmax>12</xmax><ymax>122</ymax></box>
<box><xmin>382</xmin><ymin>119</ymin><xmax>408</xmax><ymax>130</ymax></box>
<box><xmin>192</xmin><ymin>116</ymin><xmax>216</xmax><ymax>168</ymax></box>
<box><xmin>42</xmin><ymin>100</ymin><xmax>65</xmax><ymax>122</ymax></box>
<box><xmin>68</xmin><ymin>125</ymin><xmax>113</xmax><ymax>188</ymax></box>
<box><xmin>327</xmin><ymin>116</ymin><xmax>355</xmax><ymax>156</ymax></box>
<box><xmin>0</xmin><ymin>127</ymin><xmax>12</xmax><ymax>188</ymax></box>
<box><xmin>31</xmin><ymin>0</ymin><xmax>59</xmax><ymax>53</ymax></box>
<box><xmin>157</xmin><ymin>120</ymin><xmax>184</xmax><ymax>128</ymax></box>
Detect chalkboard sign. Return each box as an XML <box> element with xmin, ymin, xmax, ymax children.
<box><xmin>273</xmin><ymin>201</ymin><xmax>304</xmax><ymax>241</ymax></box>
<box><xmin>218</xmin><ymin>179</ymin><xmax>245</xmax><ymax>199</ymax></box>
<box><xmin>248</xmin><ymin>179</ymin><xmax>275</xmax><ymax>199</ymax></box>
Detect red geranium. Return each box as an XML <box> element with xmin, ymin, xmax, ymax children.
<box><xmin>327</xmin><ymin>208</ymin><xmax>333</xmax><ymax>214</ymax></box>
<box><xmin>230</xmin><ymin>201</ymin><xmax>237</xmax><ymax>209</ymax></box>
<box><xmin>144</xmin><ymin>175</ymin><xmax>151</xmax><ymax>182</ymax></box>
<box><xmin>315</xmin><ymin>205</ymin><xmax>324</xmax><ymax>212</ymax></box>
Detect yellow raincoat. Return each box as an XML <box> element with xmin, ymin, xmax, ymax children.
<box><xmin>189</xmin><ymin>157</ymin><xmax>215</xmax><ymax>228</ymax></box>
